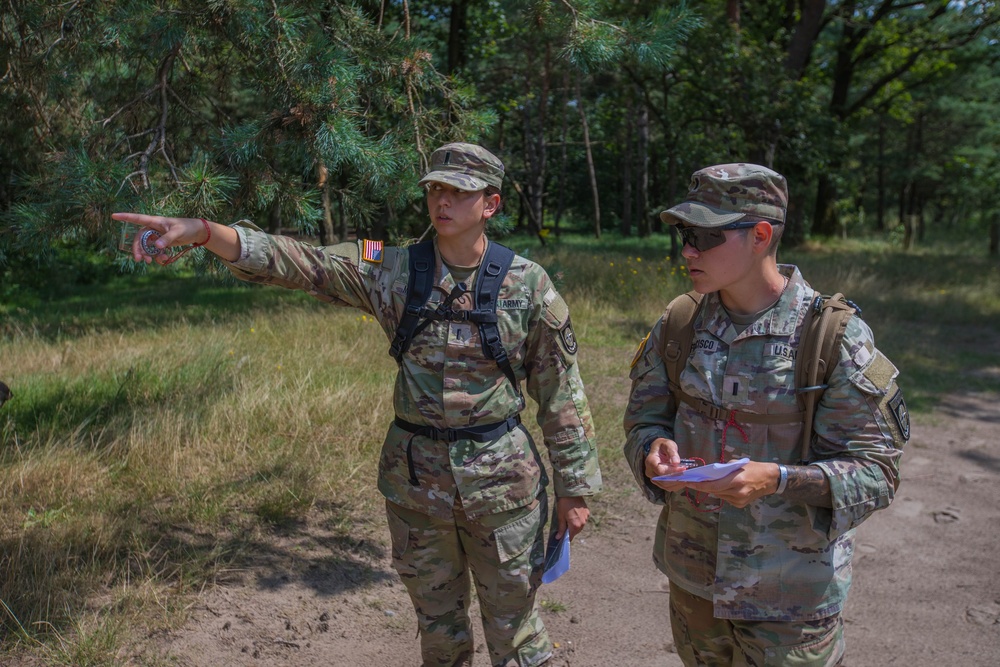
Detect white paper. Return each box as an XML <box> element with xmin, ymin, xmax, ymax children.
<box><xmin>652</xmin><ymin>457</ymin><xmax>750</xmax><ymax>483</ymax></box>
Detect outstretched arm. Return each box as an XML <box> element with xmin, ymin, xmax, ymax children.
<box><xmin>112</xmin><ymin>213</ymin><xmax>241</xmax><ymax>263</ymax></box>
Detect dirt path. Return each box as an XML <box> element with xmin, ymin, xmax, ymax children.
<box><xmin>143</xmin><ymin>393</ymin><xmax>1000</xmax><ymax>667</ymax></box>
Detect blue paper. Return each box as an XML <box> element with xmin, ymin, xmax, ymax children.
<box><xmin>542</xmin><ymin>531</ymin><xmax>570</xmax><ymax>584</ymax></box>
<box><xmin>652</xmin><ymin>457</ymin><xmax>750</xmax><ymax>483</ymax></box>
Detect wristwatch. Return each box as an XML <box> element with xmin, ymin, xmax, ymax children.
<box><xmin>775</xmin><ymin>464</ymin><xmax>789</xmax><ymax>494</ymax></box>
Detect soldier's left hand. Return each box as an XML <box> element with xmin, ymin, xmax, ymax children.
<box><xmin>681</xmin><ymin>461</ymin><xmax>779</xmax><ymax>508</ymax></box>
<box><xmin>556</xmin><ymin>496</ymin><xmax>590</xmax><ymax>540</ymax></box>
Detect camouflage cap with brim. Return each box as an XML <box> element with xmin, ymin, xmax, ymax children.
<box><xmin>659</xmin><ymin>163</ymin><xmax>788</xmax><ymax>228</ymax></box>
<box><xmin>417</xmin><ymin>142</ymin><xmax>505</xmax><ymax>191</ymax></box>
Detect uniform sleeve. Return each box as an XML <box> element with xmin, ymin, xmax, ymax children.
<box><xmin>220</xmin><ymin>221</ymin><xmax>382</xmax><ymax>313</ymax></box>
<box><xmin>523</xmin><ymin>282</ymin><xmax>602</xmax><ymax>499</ymax></box>
<box><xmin>622</xmin><ymin>317</ymin><xmax>676</xmax><ymax>504</ymax></box>
<box><xmin>808</xmin><ymin>316</ymin><xmax>908</xmax><ymax>539</ymax></box>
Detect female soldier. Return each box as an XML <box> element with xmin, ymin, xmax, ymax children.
<box><xmin>114</xmin><ymin>142</ymin><xmax>602</xmax><ymax>667</ymax></box>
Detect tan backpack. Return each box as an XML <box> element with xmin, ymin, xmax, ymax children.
<box><xmin>659</xmin><ymin>290</ymin><xmax>856</xmax><ymax>463</ymax></box>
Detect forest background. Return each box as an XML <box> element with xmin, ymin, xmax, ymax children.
<box><xmin>2</xmin><ymin>0</ymin><xmax>1000</xmax><ymax>285</ymax></box>
<box><xmin>2</xmin><ymin>1</ymin><xmax>1000</xmax><ymax>665</ymax></box>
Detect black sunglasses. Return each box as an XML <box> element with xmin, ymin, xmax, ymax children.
<box><xmin>678</xmin><ymin>220</ymin><xmax>771</xmax><ymax>252</ymax></box>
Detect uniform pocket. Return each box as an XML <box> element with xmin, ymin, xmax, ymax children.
<box><xmin>758</xmin><ymin>616</ymin><xmax>845</xmax><ymax>666</ymax></box>
<box><xmin>494</xmin><ymin>502</ymin><xmax>542</xmax><ymax>564</ymax></box>
<box><xmin>385</xmin><ymin>504</ymin><xmax>411</xmax><ymax>560</ymax></box>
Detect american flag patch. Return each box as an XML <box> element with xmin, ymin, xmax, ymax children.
<box><xmin>362</xmin><ymin>239</ymin><xmax>383</xmax><ymax>264</ymax></box>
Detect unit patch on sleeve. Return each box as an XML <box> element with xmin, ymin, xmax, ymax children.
<box><xmin>887</xmin><ymin>386</ymin><xmax>911</xmax><ymax>442</ymax></box>
<box><xmin>559</xmin><ymin>317</ymin><xmax>579</xmax><ymax>356</ymax></box>
<box><xmin>631</xmin><ymin>332</ymin><xmax>651</xmax><ymax>369</ymax></box>
<box><xmin>362</xmin><ymin>239</ymin><xmax>383</xmax><ymax>264</ymax></box>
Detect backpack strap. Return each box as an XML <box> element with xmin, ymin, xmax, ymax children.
<box><xmin>660</xmin><ymin>290</ymin><xmax>804</xmax><ymax>424</ymax></box>
<box><xmin>388</xmin><ymin>239</ymin><xmax>518</xmax><ymax>393</ymax></box>
<box><xmin>468</xmin><ymin>242</ymin><xmax>518</xmax><ymax>391</ymax></box>
<box><xmin>659</xmin><ymin>291</ymin><xmax>703</xmax><ymax>396</ymax></box>
<box><xmin>388</xmin><ymin>239</ymin><xmax>436</xmax><ymax>362</ymax></box>
<box><xmin>795</xmin><ymin>293</ymin><xmax>857</xmax><ymax>462</ymax></box>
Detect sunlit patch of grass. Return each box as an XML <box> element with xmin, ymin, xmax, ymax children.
<box><xmin>540</xmin><ymin>598</ymin><xmax>568</xmax><ymax>613</ymax></box>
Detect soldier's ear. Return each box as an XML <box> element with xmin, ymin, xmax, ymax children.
<box><xmin>751</xmin><ymin>221</ymin><xmax>773</xmax><ymax>253</ymax></box>
<box><xmin>483</xmin><ymin>192</ymin><xmax>501</xmax><ymax>218</ymax></box>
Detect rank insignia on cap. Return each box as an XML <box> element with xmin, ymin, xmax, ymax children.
<box><xmin>362</xmin><ymin>239</ymin><xmax>383</xmax><ymax>264</ymax></box>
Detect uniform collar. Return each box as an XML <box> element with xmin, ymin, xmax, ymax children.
<box><xmin>697</xmin><ymin>265</ymin><xmax>812</xmax><ymax>341</ymax></box>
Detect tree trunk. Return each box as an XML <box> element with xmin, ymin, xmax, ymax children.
<box><xmin>446</xmin><ymin>0</ymin><xmax>469</xmax><ymax>75</ymax></box>
<box><xmin>621</xmin><ymin>94</ymin><xmax>634</xmax><ymax>237</ymax></box>
<box><xmin>785</xmin><ymin>0</ymin><xmax>827</xmax><ymax>77</ymax></box>
<box><xmin>726</xmin><ymin>0</ymin><xmax>740</xmax><ymax>27</ymax></box>
<box><xmin>575</xmin><ymin>75</ymin><xmax>601</xmax><ymax>238</ymax></box>
<box><xmin>876</xmin><ymin>116</ymin><xmax>886</xmax><ymax>232</ymax></box>
<box><xmin>268</xmin><ymin>200</ymin><xmax>282</xmax><ymax>234</ymax></box>
<box><xmin>637</xmin><ymin>98</ymin><xmax>651</xmax><ymax>237</ymax></box>
<box><xmin>784</xmin><ymin>196</ymin><xmax>805</xmax><ymax>249</ymax></box>
<box><xmin>813</xmin><ymin>174</ymin><xmax>837</xmax><ymax>237</ymax></box>
<box><xmin>554</xmin><ymin>74</ymin><xmax>570</xmax><ymax>237</ymax></box>
<box><xmin>337</xmin><ymin>171</ymin><xmax>350</xmax><ymax>240</ymax></box>
<box><xmin>650</xmin><ymin>143</ymin><xmax>662</xmax><ymax>234</ymax></box>
<box><xmin>520</xmin><ymin>43</ymin><xmax>549</xmax><ymax>237</ymax></box>
<box><xmin>989</xmin><ymin>217</ymin><xmax>999</xmax><ymax>257</ymax></box>
<box><xmin>813</xmin><ymin>2</ymin><xmax>859</xmax><ymax>237</ymax></box>
<box><xmin>318</xmin><ymin>162</ymin><xmax>336</xmax><ymax>245</ymax></box>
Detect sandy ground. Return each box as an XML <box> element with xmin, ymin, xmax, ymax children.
<box><xmin>133</xmin><ymin>392</ymin><xmax>1000</xmax><ymax>667</ymax></box>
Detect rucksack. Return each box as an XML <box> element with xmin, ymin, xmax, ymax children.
<box><xmin>388</xmin><ymin>239</ymin><xmax>519</xmax><ymax>392</ymax></box>
<box><xmin>659</xmin><ymin>290</ymin><xmax>857</xmax><ymax>463</ymax></box>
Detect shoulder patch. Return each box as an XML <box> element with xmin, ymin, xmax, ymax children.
<box><xmin>887</xmin><ymin>386</ymin><xmax>911</xmax><ymax>442</ymax></box>
<box><xmin>559</xmin><ymin>317</ymin><xmax>578</xmax><ymax>355</ymax></box>
<box><xmin>362</xmin><ymin>239</ymin><xmax>383</xmax><ymax>264</ymax></box>
<box><xmin>631</xmin><ymin>332</ymin><xmax>651</xmax><ymax>369</ymax></box>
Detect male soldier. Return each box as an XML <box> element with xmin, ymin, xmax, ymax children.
<box><xmin>114</xmin><ymin>142</ymin><xmax>602</xmax><ymax>667</ymax></box>
<box><xmin>623</xmin><ymin>164</ymin><xmax>908</xmax><ymax>666</ymax></box>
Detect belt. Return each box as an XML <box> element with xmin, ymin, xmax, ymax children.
<box><xmin>394</xmin><ymin>415</ymin><xmax>522</xmax><ymax>443</ymax></box>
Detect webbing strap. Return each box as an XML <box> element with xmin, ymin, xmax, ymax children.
<box><xmin>659</xmin><ymin>287</ymin><xmax>857</xmax><ymax>462</ymax></box>
<box><xmin>475</xmin><ymin>243</ymin><xmax>517</xmax><ymax>391</ymax></box>
<box><xmin>389</xmin><ymin>240</ymin><xmax>518</xmax><ymax>393</ymax></box>
<box><xmin>394</xmin><ymin>415</ymin><xmax>522</xmax><ymax>443</ymax></box>
<box><xmin>673</xmin><ymin>387</ymin><xmax>805</xmax><ymax>424</ymax></box>
<box><xmin>661</xmin><ymin>291</ymin><xmax>702</xmax><ymax>396</ymax></box>
<box><xmin>388</xmin><ymin>239</ymin><xmax>435</xmax><ymax>362</ymax></box>
<box><xmin>795</xmin><ymin>293</ymin><xmax>855</xmax><ymax>462</ymax></box>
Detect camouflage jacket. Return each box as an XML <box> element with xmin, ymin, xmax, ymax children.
<box><xmin>623</xmin><ymin>265</ymin><xmax>907</xmax><ymax>621</ymax></box>
<box><xmin>223</xmin><ymin>222</ymin><xmax>602</xmax><ymax>520</ymax></box>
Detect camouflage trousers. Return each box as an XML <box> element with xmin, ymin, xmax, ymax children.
<box><xmin>386</xmin><ymin>495</ymin><xmax>553</xmax><ymax>667</ymax></box>
<box><xmin>669</xmin><ymin>582</ymin><xmax>845</xmax><ymax>666</ymax></box>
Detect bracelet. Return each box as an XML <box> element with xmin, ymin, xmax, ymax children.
<box><xmin>193</xmin><ymin>218</ymin><xmax>212</xmax><ymax>247</ymax></box>
<box><xmin>775</xmin><ymin>464</ymin><xmax>789</xmax><ymax>495</ymax></box>
<box><xmin>159</xmin><ymin>218</ymin><xmax>211</xmax><ymax>265</ymax></box>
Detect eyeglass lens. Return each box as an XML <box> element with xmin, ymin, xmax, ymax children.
<box><xmin>679</xmin><ymin>227</ymin><xmax>726</xmax><ymax>252</ymax></box>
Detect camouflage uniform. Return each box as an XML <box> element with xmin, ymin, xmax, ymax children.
<box><xmin>623</xmin><ymin>164</ymin><xmax>907</xmax><ymax>666</ymax></box>
<box><xmin>222</xmin><ymin>143</ymin><xmax>602</xmax><ymax>667</ymax></box>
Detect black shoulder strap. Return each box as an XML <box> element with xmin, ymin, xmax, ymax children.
<box><xmin>472</xmin><ymin>242</ymin><xmax>518</xmax><ymax>391</ymax></box>
<box><xmin>388</xmin><ymin>240</ymin><xmax>436</xmax><ymax>362</ymax></box>
<box><xmin>388</xmin><ymin>240</ymin><xmax>518</xmax><ymax>393</ymax></box>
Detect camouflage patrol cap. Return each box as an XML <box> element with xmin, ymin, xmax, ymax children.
<box><xmin>659</xmin><ymin>163</ymin><xmax>787</xmax><ymax>228</ymax></box>
<box><xmin>418</xmin><ymin>142</ymin><xmax>504</xmax><ymax>191</ymax></box>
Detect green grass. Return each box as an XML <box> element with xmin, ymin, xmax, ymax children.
<box><xmin>0</xmin><ymin>234</ymin><xmax>998</xmax><ymax>663</ymax></box>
